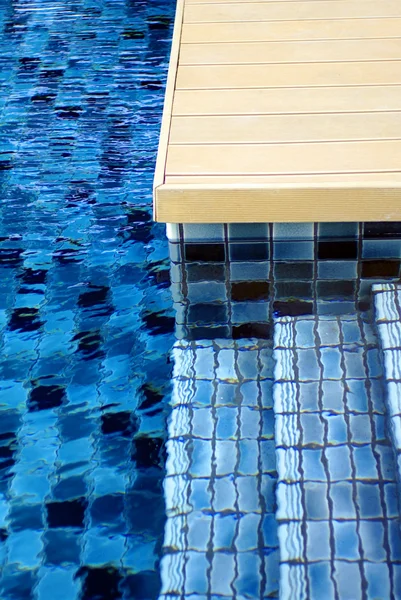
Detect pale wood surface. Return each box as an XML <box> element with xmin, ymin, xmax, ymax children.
<box><xmin>153</xmin><ymin>0</ymin><xmax>401</xmax><ymax>223</ymax></box>
<box><xmin>181</xmin><ymin>19</ymin><xmax>401</xmax><ymax>43</ymax></box>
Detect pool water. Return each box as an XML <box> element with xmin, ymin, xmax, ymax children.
<box><xmin>0</xmin><ymin>1</ymin><xmax>176</xmax><ymax>598</ymax></box>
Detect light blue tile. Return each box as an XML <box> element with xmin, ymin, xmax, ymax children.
<box><xmin>305</xmin><ymin>482</ymin><xmax>329</xmax><ymax>520</ymax></box>
<box><xmin>307</xmin><ymin>521</ymin><xmax>331</xmax><ymax>561</ymax></box>
<box><xmin>216</xmin><ymin>407</ymin><xmax>237</xmax><ymax>439</ymax></box>
<box><xmin>321</xmin><ymin>347</ymin><xmax>342</xmax><ymax>379</ymax></box>
<box><xmin>333</xmin><ymin>520</ymin><xmax>359</xmax><ymax>560</ymax></box>
<box><xmin>331</xmin><ymin>482</ymin><xmax>356</xmax><ymax>519</ymax></box>
<box><xmin>186</xmin><ymin>551</ymin><xmax>209</xmax><ymax>594</ymax></box>
<box><xmin>240</xmin><ymin>407</ymin><xmax>260</xmax><ymax>438</ymax></box>
<box><xmin>362</xmin><ymin>239</ymin><xmax>401</xmax><ymax>259</ymax></box>
<box><xmin>237</xmin><ymin>476</ymin><xmax>259</xmax><ymax>512</ymax></box>
<box><xmin>356</xmin><ymin>482</ymin><xmax>383</xmax><ymax>518</ymax></box>
<box><xmin>183</xmin><ymin>223</ymin><xmax>224</xmax><ymax>242</ymax></box>
<box><xmin>350</xmin><ymin>414</ymin><xmax>372</xmax><ymax>443</ymax></box>
<box><xmin>317</xmin><ymin>261</ymin><xmax>357</xmax><ymax>280</ymax></box>
<box><xmin>237</xmin><ymin>513</ymin><xmax>260</xmax><ymax>551</ymax></box>
<box><xmin>301</xmin><ymin>415</ymin><xmax>324</xmax><ymax>447</ymax></box>
<box><xmin>232</xmin><ymin>301</ymin><xmax>269</xmax><ymax>324</ymax></box>
<box><xmin>235</xmin><ymin>552</ymin><xmax>261</xmax><ymax>597</ymax></box>
<box><xmin>341</xmin><ymin>320</ymin><xmax>362</xmax><ymax>344</ymax></box>
<box><xmin>263</xmin><ymin>514</ymin><xmax>279</xmax><ymax>548</ymax></box>
<box><xmin>334</xmin><ymin>561</ymin><xmax>362</xmax><ymax>600</ymax></box>
<box><xmin>190</xmin><ymin>479</ymin><xmax>212</xmax><ymax>511</ymax></box>
<box><xmin>214</xmin><ymin>477</ymin><xmax>236</xmax><ymax>512</ymax></box>
<box><xmin>359</xmin><ymin>520</ymin><xmax>386</xmax><ymax>562</ymax></box>
<box><xmin>298</xmin><ymin>348</ymin><xmax>320</xmax><ymax>381</ymax></box>
<box><xmin>299</xmin><ymin>382</ymin><xmax>320</xmax><ymax>412</ymax></box>
<box><xmin>239</xmin><ymin>439</ymin><xmax>259</xmax><ymax>476</ymax></box>
<box><xmin>273</xmin><ymin>241</ymin><xmax>314</xmax><ymax>260</ymax></box>
<box><xmin>211</xmin><ymin>552</ymin><xmax>235</xmax><ymax>595</ymax></box>
<box><xmin>344</xmin><ymin>348</ymin><xmax>366</xmax><ymax>379</ymax></box>
<box><xmin>308</xmin><ymin>561</ymin><xmax>335</xmax><ymax>600</ymax></box>
<box><xmin>187</xmin><ymin>512</ymin><xmax>212</xmax><ymax>551</ymax></box>
<box><xmin>326</xmin><ymin>414</ymin><xmax>348</xmax><ymax>445</ymax></box>
<box><xmin>322</xmin><ymin>380</ymin><xmax>345</xmax><ymax>413</ymax></box>
<box><xmin>295</xmin><ymin>319</ymin><xmax>315</xmax><ymax>348</ymax></box>
<box><xmin>214</xmin><ymin>514</ymin><xmax>237</xmax><ymax>550</ymax></box>
<box><xmin>326</xmin><ymin>445</ymin><xmax>352</xmax><ymax>481</ymax></box>
<box><xmin>384</xmin><ymin>483</ymin><xmax>399</xmax><ymax>518</ymax></box>
<box><xmin>228</xmin><ymin>223</ymin><xmax>269</xmax><ymax>241</ymax></box>
<box><xmin>230</xmin><ymin>261</ymin><xmax>269</xmax><ymax>282</ymax></box>
<box><xmin>318</xmin><ymin>222</ymin><xmax>358</xmax><ymax>239</ymax></box>
<box><xmin>353</xmin><ymin>445</ymin><xmax>378</xmax><ymax>480</ymax></box>
<box><xmin>303</xmin><ymin>449</ymin><xmax>326</xmax><ymax>481</ymax></box>
<box><xmin>273</xmin><ymin>222</ymin><xmax>314</xmax><ymax>240</ymax></box>
<box><xmin>365</xmin><ymin>563</ymin><xmax>390</xmax><ymax>600</ymax></box>
<box><xmin>346</xmin><ymin>379</ymin><xmax>369</xmax><ymax>413</ymax></box>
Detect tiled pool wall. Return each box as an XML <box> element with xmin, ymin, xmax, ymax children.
<box><xmin>0</xmin><ymin>0</ymin><xmax>176</xmax><ymax>598</ymax></box>
<box><xmin>167</xmin><ymin>222</ymin><xmax>401</xmax><ymax>340</ymax></box>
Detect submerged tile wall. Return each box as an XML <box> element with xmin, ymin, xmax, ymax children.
<box><xmin>273</xmin><ymin>313</ymin><xmax>401</xmax><ymax>600</ymax></box>
<box><xmin>167</xmin><ymin>223</ymin><xmax>401</xmax><ymax>340</ymax></box>
<box><xmin>159</xmin><ymin>339</ymin><xmax>279</xmax><ymax>599</ymax></box>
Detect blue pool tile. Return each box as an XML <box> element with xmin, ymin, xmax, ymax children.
<box><xmin>333</xmin><ymin>520</ymin><xmax>359</xmax><ymax>560</ymax></box>
<box><xmin>334</xmin><ymin>561</ymin><xmax>362</xmax><ymax>600</ymax></box>
<box><xmin>365</xmin><ymin>563</ymin><xmax>391</xmax><ymax>600</ymax></box>
<box><xmin>307</xmin><ymin>521</ymin><xmax>331</xmax><ymax>561</ymax></box>
<box><xmin>303</xmin><ymin>449</ymin><xmax>326</xmax><ymax>480</ymax></box>
<box><xmin>330</xmin><ymin>482</ymin><xmax>356</xmax><ymax>519</ymax></box>
<box><xmin>356</xmin><ymin>482</ymin><xmax>383</xmax><ymax>519</ymax></box>
<box><xmin>211</xmin><ymin>552</ymin><xmax>235</xmax><ymax>595</ymax></box>
<box><xmin>305</xmin><ymin>482</ymin><xmax>329</xmax><ymax>520</ymax></box>
<box><xmin>353</xmin><ymin>445</ymin><xmax>378</xmax><ymax>480</ymax></box>
<box><xmin>326</xmin><ymin>445</ymin><xmax>352</xmax><ymax>481</ymax></box>
<box><xmin>308</xmin><ymin>561</ymin><xmax>335</xmax><ymax>600</ymax></box>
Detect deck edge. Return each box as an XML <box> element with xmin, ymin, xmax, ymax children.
<box><xmin>153</xmin><ymin>0</ymin><xmax>185</xmax><ymax>221</ymax></box>
<box><xmin>155</xmin><ymin>182</ymin><xmax>401</xmax><ymax>223</ymax></box>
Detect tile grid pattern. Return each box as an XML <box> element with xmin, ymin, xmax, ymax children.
<box><xmin>0</xmin><ymin>1</ymin><xmax>176</xmax><ymax>598</ymax></box>
<box><xmin>168</xmin><ymin>222</ymin><xmax>401</xmax><ymax>340</ymax></box>
<box><xmin>159</xmin><ymin>339</ymin><xmax>279</xmax><ymax>599</ymax></box>
<box><xmin>273</xmin><ymin>314</ymin><xmax>401</xmax><ymax>600</ymax></box>
<box><xmin>374</xmin><ymin>283</ymin><xmax>401</xmax><ymax>494</ymax></box>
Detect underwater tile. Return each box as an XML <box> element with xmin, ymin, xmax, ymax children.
<box><xmin>211</xmin><ymin>552</ymin><xmax>235</xmax><ymax>595</ymax></box>
<box><xmin>308</xmin><ymin>561</ymin><xmax>335</xmax><ymax>600</ymax></box>
<box><xmin>273</xmin><ymin>241</ymin><xmax>314</xmax><ymax>261</ymax></box>
<box><xmin>353</xmin><ymin>445</ymin><xmax>378</xmax><ymax>480</ymax></box>
<box><xmin>359</xmin><ymin>520</ymin><xmax>386</xmax><ymax>562</ymax></box>
<box><xmin>301</xmin><ymin>415</ymin><xmax>324</xmax><ymax>447</ymax></box>
<box><xmin>213</xmin><ymin>477</ymin><xmax>236</xmax><ymax>512</ymax></box>
<box><xmin>307</xmin><ymin>520</ymin><xmax>331</xmax><ymax>561</ymax></box>
<box><xmin>187</xmin><ymin>512</ymin><xmax>212</xmax><ymax>551</ymax></box>
<box><xmin>321</xmin><ymin>380</ymin><xmax>345</xmax><ymax>413</ymax></box>
<box><xmin>321</xmin><ymin>347</ymin><xmax>342</xmax><ymax>379</ymax></box>
<box><xmin>350</xmin><ymin>414</ymin><xmax>372</xmax><ymax>444</ymax></box>
<box><xmin>237</xmin><ymin>476</ymin><xmax>260</xmax><ymax>513</ymax></box>
<box><xmin>364</xmin><ymin>562</ymin><xmax>391</xmax><ymax>600</ymax></box>
<box><xmin>334</xmin><ymin>561</ymin><xmax>362</xmax><ymax>600</ymax></box>
<box><xmin>298</xmin><ymin>348</ymin><xmax>320</xmax><ymax>381</ymax></box>
<box><xmin>356</xmin><ymin>482</ymin><xmax>383</xmax><ymax>518</ymax></box>
<box><xmin>213</xmin><ymin>514</ymin><xmax>237</xmax><ymax>550</ymax></box>
<box><xmin>333</xmin><ymin>520</ymin><xmax>359</xmax><ymax>560</ymax></box>
<box><xmin>235</xmin><ymin>552</ymin><xmax>261</xmax><ymax>597</ymax></box>
<box><xmin>186</xmin><ymin>551</ymin><xmax>209</xmax><ymax>595</ymax></box>
<box><xmin>326</xmin><ymin>445</ymin><xmax>352</xmax><ymax>481</ymax></box>
<box><xmin>236</xmin><ymin>513</ymin><xmax>260</xmax><ymax>551</ymax></box>
<box><xmin>330</xmin><ymin>482</ymin><xmax>356</xmax><ymax>519</ymax></box>
<box><xmin>305</xmin><ymin>482</ymin><xmax>329</xmax><ymax>520</ymax></box>
<box><xmin>317</xmin><ymin>260</ymin><xmax>357</xmax><ymax>280</ymax></box>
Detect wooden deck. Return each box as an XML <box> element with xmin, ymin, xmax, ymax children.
<box><xmin>153</xmin><ymin>0</ymin><xmax>401</xmax><ymax>223</ymax></box>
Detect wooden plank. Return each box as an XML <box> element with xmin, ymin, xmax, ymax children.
<box><xmin>165</xmin><ymin>173</ymin><xmax>401</xmax><ymax>184</ymax></box>
<box><xmin>156</xmin><ymin>183</ymin><xmax>401</xmax><ymax>222</ymax></box>
<box><xmin>184</xmin><ymin>1</ymin><xmax>401</xmax><ymax>24</ymax></box>
<box><xmin>181</xmin><ymin>19</ymin><xmax>401</xmax><ymax>43</ymax></box>
<box><xmin>152</xmin><ymin>0</ymin><xmax>184</xmax><ymax>217</ymax></box>
<box><xmin>172</xmin><ymin>87</ymin><xmax>401</xmax><ymax>116</ymax></box>
<box><xmin>180</xmin><ymin>39</ymin><xmax>401</xmax><ymax>65</ymax></box>
<box><xmin>169</xmin><ymin>113</ymin><xmax>401</xmax><ymax>144</ymax></box>
<box><xmin>176</xmin><ymin>62</ymin><xmax>401</xmax><ymax>89</ymax></box>
<box><xmin>166</xmin><ymin>140</ymin><xmax>401</xmax><ymax>176</ymax></box>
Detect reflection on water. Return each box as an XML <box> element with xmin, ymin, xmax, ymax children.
<box><xmin>0</xmin><ymin>0</ymin><xmax>175</xmax><ymax>598</ymax></box>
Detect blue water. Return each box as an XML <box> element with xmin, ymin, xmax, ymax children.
<box><xmin>0</xmin><ymin>1</ymin><xmax>175</xmax><ymax>597</ymax></box>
